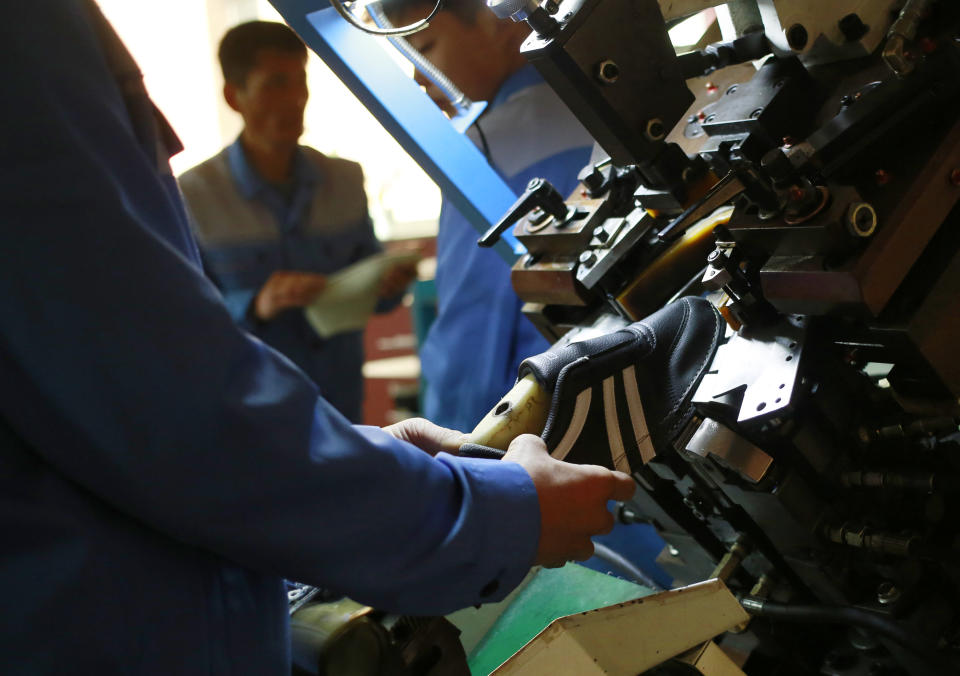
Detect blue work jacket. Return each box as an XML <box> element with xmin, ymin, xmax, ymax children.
<box><xmin>179</xmin><ymin>141</ymin><xmax>388</xmax><ymax>423</ymax></box>
<box><xmin>420</xmin><ymin>66</ymin><xmax>594</xmax><ymax>433</ymax></box>
<box><xmin>0</xmin><ymin>3</ymin><xmax>539</xmax><ymax>673</ymax></box>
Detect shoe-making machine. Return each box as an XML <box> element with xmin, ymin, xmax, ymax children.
<box><xmin>276</xmin><ymin>1</ymin><xmax>960</xmax><ymax>673</ymax></box>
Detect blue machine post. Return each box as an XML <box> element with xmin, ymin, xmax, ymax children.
<box><xmin>269</xmin><ymin>0</ymin><xmax>524</xmax><ymax>264</ymax></box>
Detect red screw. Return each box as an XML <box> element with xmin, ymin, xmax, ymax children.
<box><xmin>705</xmin><ymin>81</ymin><xmax>718</xmax><ymax>94</ymax></box>
<box><xmin>788</xmin><ymin>186</ymin><xmax>805</xmax><ymax>202</ymax></box>
<box><xmin>782</xmin><ymin>136</ymin><xmax>798</xmax><ymax>148</ymax></box>
<box><xmin>581</xmin><ymin>189</ymin><xmax>589</xmax><ymax>198</ymax></box>
<box><xmin>950</xmin><ymin>168</ymin><xmax>960</xmax><ymax>187</ymax></box>
<box><xmin>875</xmin><ymin>169</ymin><xmax>892</xmax><ymax>186</ymax></box>
<box><xmin>697</xmin><ymin>110</ymin><xmax>707</xmax><ymax>122</ymax></box>
<box><xmin>919</xmin><ymin>37</ymin><xmax>936</xmax><ymax>54</ymax></box>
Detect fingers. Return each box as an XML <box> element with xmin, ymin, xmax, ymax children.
<box><xmin>610</xmin><ymin>470</ymin><xmax>636</xmax><ymax>502</ymax></box>
<box><xmin>596</xmin><ymin>509</ymin><xmax>615</xmax><ymax>536</ymax></box>
<box><xmin>382</xmin><ymin>417</ymin><xmax>466</xmax><ymax>456</ymax></box>
<box><xmin>256</xmin><ymin>271</ymin><xmax>327</xmax><ymax>320</ymax></box>
<box><xmin>541</xmin><ymin>539</ymin><xmax>594</xmax><ymax>568</ymax></box>
<box><xmin>517</xmin><ymin>447</ymin><xmax>637</xmax><ymax>568</ymax></box>
<box><xmin>503</xmin><ymin>433</ymin><xmax>548</xmax><ymax>458</ymax></box>
<box><xmin>283</xmin><ymin>273</ymin><xmax>326</xmax><ymax>306</ymax></box>
<box><xmin>378</xmin><ymin>262</ymin><xmax>418</xmax><ymax>298</ymax></box>
<box><xmin>571</xmin><ymin>541</ymin><xmax>595</xmax><ymax>562</ymax></box>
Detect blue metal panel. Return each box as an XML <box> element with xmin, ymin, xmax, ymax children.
<box><xmin>269</xmin><ymin>0</ymin><xmax>524</xmax><ymax>263</ymax></box>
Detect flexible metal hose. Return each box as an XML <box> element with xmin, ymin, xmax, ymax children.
<box><xmin>592</xmin><ymin>542</ymin><xmax>664</xmax><ymax>591</ymax></box>
<box><xmin>367</xmin><ymin>2</ymin><xmax>473</xmax><ymax>112</ymax></box>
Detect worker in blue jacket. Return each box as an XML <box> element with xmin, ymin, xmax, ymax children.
<box><xmin>0</xmin><ymin>2</ymin><xmax>634</xmax><ymax>673</ymax></box>
<box><xmin>383</xmin><ymin>0</ymin><xmax>595</xmax><ymax>433</ymax></box>
<box><xmin>180</xmin><ymin>22</ymin><xmax>416</xmax><ymax>423</ymax></box>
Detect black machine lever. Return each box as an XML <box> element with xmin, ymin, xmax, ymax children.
<box><xmin>478</xmin><ymin>177</ymin><xmax>569</xmax><ymax>248</ymax></box>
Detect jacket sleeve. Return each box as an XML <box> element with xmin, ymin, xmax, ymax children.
<box><xmin>0</xmin><ymin>0</ymin><xmax>539</xmax><ymax>615</ymax></box>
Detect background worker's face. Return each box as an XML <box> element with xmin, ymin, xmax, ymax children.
<box><xmin>397</xmin><ymin>6</ymin><xmax>520</xmax><ymax>107</ymax></box>
<box><xmin>226</xmin><ymin>49</ymin><xmax>308</xmax><ymax>148</ymax></box>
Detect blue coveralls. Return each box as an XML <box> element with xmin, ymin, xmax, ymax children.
<box><xmin>0</xmin><ymin>3</ymin><xmax>539</xmax><ymax>673</ymax></box>
<box><xmin>420</xmin><ymin>65</ymin><xmax>594</xmax><ymax>433</ymax></box>
<box><xmin>179</xmin><ymin>142</ymin><xmax>389</xmax><ymax>423</ymax></box>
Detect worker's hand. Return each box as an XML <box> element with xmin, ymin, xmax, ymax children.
<box><xmin>503</xmin><ymin>434</ymin><xmax>635</xmax><ymax>568</ymax></box>
<box><xmin>253</xmin><ymin>270</ymin><xmax>327</xmax><ymax>321</ymax></box>
<box><xmin>378</xmin><ymin>260</ymin><xmax>419</xmax><ymax>299</ymax></box>
<box><xmin>383</xmin><ymin>417</ymin><xmax>466</xmax><ymax>457</ymax></box>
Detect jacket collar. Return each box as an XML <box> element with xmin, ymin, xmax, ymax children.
<box><xmin>226</xmin><ymin>138</ymin><xmax>319</xmax><ymax>200</ymax></box>
<box><xmin>490</xmin><ymin>64</ymin><xmax>544</xmax><ymax>110</ymax></box>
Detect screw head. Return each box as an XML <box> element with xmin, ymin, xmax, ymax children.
<box><xmin>578</xmin><ymin>250</ymin><xmax>597</xmax><ymax>267</ymax></box>
<box><xmin>875</xmin><ymin>169</ymin><xmax>892</xmax><ymax>186</ymax></box>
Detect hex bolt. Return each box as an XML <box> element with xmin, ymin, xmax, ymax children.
<box><xmin>846</xmin><ymin>202</ymin><xmax>878</xmax><ymax>237</ymax></box>
<box><xmin>593</xmin><ymin>225</ymin><xmax>609</xmax><ymax>242</ymax></box>
<box><xmin>579</xmin><ymin>250</ymin><xmax>597</xmax><ymax>267</ymax></box>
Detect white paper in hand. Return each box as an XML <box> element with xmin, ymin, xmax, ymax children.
<box><xmin>304</xmin><ymin>252</ymin><xmax>419</xmax><ymax>338</ymax></box>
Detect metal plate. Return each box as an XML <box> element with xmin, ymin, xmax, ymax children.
<box><xmin>694</xmin><ymin>314</ymin><xmax>807</xmax><ymax>424</ymax></box>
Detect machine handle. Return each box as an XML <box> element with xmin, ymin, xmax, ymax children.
<box><xmin>478</xmin><ymin>177</ymin><xmax>569</xmax><ymax>248</ymax></box>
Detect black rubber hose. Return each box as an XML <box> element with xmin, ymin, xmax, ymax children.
<box><xmin>458</xmin><ymin>443</ymin><xmax>507</xmax><ymax>460</ymax></box>
<box><xmin>741</xmin><ymin>597</ymin><xmax>955</xmax><ymax>673</ymax></box>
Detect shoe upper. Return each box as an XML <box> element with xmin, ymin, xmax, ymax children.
<box><xmin>518</xmin><ymin>296</ymin><xmax>724</xmax><ymax>472</ymax></box>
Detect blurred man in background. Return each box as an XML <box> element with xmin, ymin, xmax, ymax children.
<box><xmin>180</xmin><ymin>21</ymin><xmax>415</xmax><ymax>423</ymax></box>
<box><xmin>383</xmin><ymin>0</ymin><xmax>595</xmax><ymax>433</ymax></box>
